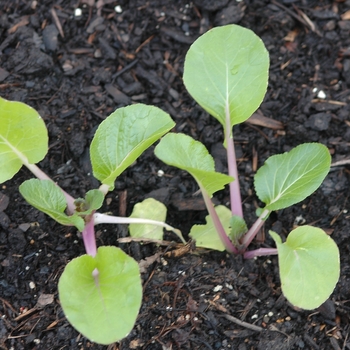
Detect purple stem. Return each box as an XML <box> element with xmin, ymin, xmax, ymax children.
<box><xmin>244</xmin><ymin>247</ymin><xmax>278</xmax><ymax>259</ymax></box>
<box><xmin>239</xmin><ymin>209</ymin><xmax>270</xmax><ymax>250</ymax></box>
<box><xmin>201</xmin><ymin>187</ymin><xmax>239</xmax><ymax>254</ymax></box>
<box><xmin>81</xmin><ymin>215</ymin><xmax>97</xmax><ymax>257</ymax></box>
<box><xmin>225</xmin><ymin>104</ymin><xmax>243</xmax><ymax>218</ymax></box>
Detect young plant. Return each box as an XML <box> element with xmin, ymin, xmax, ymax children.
<box><xmin>0</xmin><ymin>97</ymin><xmax>183</xmax><ymax>344</ymax></box>
<box><xmin>154</xmin><ymin>25</ymin><xmax>339</xmax><ymax>310</ymax></box>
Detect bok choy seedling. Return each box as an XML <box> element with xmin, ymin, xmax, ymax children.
<box><xmin>0</xmin><ymin>24</ymin><xmax>340</xmax><ymax>344</ymax></box>
<box><xmin>0</xmin><ymin>97</ymin><xmax>182</xmax><ymax>345</ymax></box>
<box><xmin>154</xmin><ymin>24</ymin><xmax>339</xmax><ymax>310</ymax></box>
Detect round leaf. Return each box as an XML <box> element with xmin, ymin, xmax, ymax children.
<box><xmin>183</xmin><ymin>24</ymin><xmax>269</xmax><ymax>134</ymax></box>
<box><xmin>270</xmin><ymin>227</ymin><xmax>339</xmax><ymax>310</ymax></box>
<box><xmin>0</xmin><ymin>97</ymin><xmax>48</xmax><ymax>183</ymax></box>
<box><xmin>90</xmin><ymin>104</ymin><xmax>175</xmax><ymax>190</ymax></box>
<box><xmin>58</xmin><ymin>246</ymin><xmax>142</xmax><ymax>345</ymax></box>
<box><xmin>254</xmin><ymin>143</ymin><xmax>331</xmax><ymax>212</ymax></box>
<box><xmin>129</xmin><ymin>198</ymin><xmax>167</xmax><ymax>240</ymax></box>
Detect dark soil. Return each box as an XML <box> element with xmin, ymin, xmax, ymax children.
<box><xmin>1</xmin><ymin>0</ymin><xmax>350</xmax><ymax>349</ymax></box>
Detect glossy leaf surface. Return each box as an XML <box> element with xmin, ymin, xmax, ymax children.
<box><xmin>183</xmin><ymin>25</ymin><xmax>269</xmax><ymax>136</ymax></box>
<box><xmin>270</xmin><ymin>227</ymin><xmax>339</xmax><ymax>310</ymax></box>
<box><xmin>0</xmin><ymin>97</ymin><xmax>48</xmax><ymax>183</ymax></box>
<box><xmin>255</xmin><ymin>143</ymin><xmax>331</xmax><ymax>212</ymax></box>
<box><xmin>155</xmin><ymin>133</ymin><xmax>232</xmax><ymax>197</ymax></box>
<box><xmin>91</xmin><ymin>104</ymin><xmax>175</xmax><ymax>190</ymax></box>
<box><xmin>58</xmin><ymin>246</ymin><xmax>142</xmax><ymax>345</ymax></box>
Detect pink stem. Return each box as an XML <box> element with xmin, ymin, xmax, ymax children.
<box><xmin>225</xmin><ymin>103</ymin><xmax>243</xmax><ymax>218</ymax></box>
<box><xmin>81</xmin><ymin>215</ymin><xmax>97</xmax><ymax>257</ymax></box>
<box><xmin>201</xmin><ymin>187</ymin><xmax>239</xmax><ymax>254</ymax></box>
<box><xmin>244</xmin><ymin>247</ymin><xmax>278</xmax><ymax>259</ymax></box>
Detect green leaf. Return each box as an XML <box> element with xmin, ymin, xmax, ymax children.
<box><xmin>155</xmin><ymin>133</ymin><xmax>233</xmax><ymax>197</ymax></box>
<box><xmin>58</xmin><ymin>246</ymin><xmax>142</xmax><ymax>345</ymax></box>
<box><xmin>190</xmin><ymin>205</ymin><xmax>232</xmax><ymax>251</ymax></box>
<box><xmin>254</xmin><ymin>143</ymin><xmax>331</xmax><ymax>212</ymax></box>
<box><xmin>229</xmin><ymin>215</ymin><xmax>248</xmax><ymax>246</ymax></box>
<box><xmin>270</xmin><ymin>227</ymin><xmax>339</xmax><ymax>310</ymax></box>
<box><xmin>74</xmin><ymin>189</ymin><xmax>105</xmax><ymax>215</ymax></box>
<box><xmin>19</xmin><ymin>179</ymin><xmax>84</xmax><ymax>231</ymax></box>
<box><xmin>183</xmin><ymin>25</ymin><xmax>269</xmax><ymax>136</ymax></box>
<box><xmin>129</xmin><ymin>198</ymin><xmax>167</xmax><ymax>240</ymax></box>
<box><xmin>0</xmin><ymin>97</ymin><xmax>48</xmax><ymax>183</ymax></box>
<box><xmin>90</xmin><ymin>104</ymin><xmax>175</xmax><ymax>190</ymax></box>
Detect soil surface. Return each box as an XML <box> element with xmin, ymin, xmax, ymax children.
<box><xmin>1</xmin><ymin>0</ymin><xmax>350</xmax><ymax>349</ymax></box>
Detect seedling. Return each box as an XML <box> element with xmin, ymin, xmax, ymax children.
<box><xmin>0</xmin><ymin>24</ymin><xmax>340</xmax><ymax>345</ymax></box>
<box><xmin>0</xmin><ymin>98</ymin><xmax>183</xmax><ymax>344</ymax></box>
<box><xmin>154</xmin><ymin>25</ymin><xmax>339</xmax><ymax>310</ymax></box>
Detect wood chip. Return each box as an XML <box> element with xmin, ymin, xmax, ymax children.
<box><xmin>246</xmin><ymin>112</ymin><xmax>284</xmax><ymax>130</ymax></box>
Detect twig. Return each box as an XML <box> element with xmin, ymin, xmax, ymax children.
<box><xmin>51</xmin><ymin>8</ymin><xmax>64</xmax><ymax>38</ymax></box>
<box><xmin>221</xmin><ymin>313</ymin><xmax>263</xmax><ymax>332</ymax></box>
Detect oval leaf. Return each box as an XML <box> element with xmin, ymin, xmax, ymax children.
<box><xmin>270</xmin><ymin>227</ymin><xmax>339</xmax><ymax>310</ymax></box>
<box><xmin>58</xmin><ymin>246</ymin><xmax>142</xmax><ymax>345</ymax></box>
<box><xmin>0</xmin><ymin>97</ymin><xmax>48</xmax><ymax>183</ymax></box>
<box><xmin>90</xmin><ymin>104</ymin><xmax>175</xmax><ymax>190</ymax></box>
<box><xmin>19</xmin><ymin>179</ymin><xmax>84</xmax><ymax>231</ymax></box>
<box><xmin>190</xmin><ymin>205</ymin><xmax>232</xmax><ymax>251</ymax></box>
<box><xmin>129</xmin><ymin>198</ymin><xmax>167</xmax><ymax>240</ymax></box>
<box><xmin>155</xmin><ymin>133</ymin><xmax>232</xmax><ymax>197</ymax></box>
<box><xmin>183</xmin><ymin>25</ymin><xmax>269</xmax><ymax>135</ymax></box>
<box><xmin>254</xmin><ymin>143</ymin><xmax>331</xmax><ymax>212</ymax></box>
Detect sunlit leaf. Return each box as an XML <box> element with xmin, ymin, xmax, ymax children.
<box><xmin>0</xmin><ymin>97</ymin><xmax>48</xmax><ymax>183</ymax></box>
<box><xmin>58</xmin><ymin>246</ymin><xmax>142</xmax><ymax>345</ymax></box>
<box><xmin>270</xmin><ymin>227</ymin><xmax>339</xmax><ymax>310</ymax></box>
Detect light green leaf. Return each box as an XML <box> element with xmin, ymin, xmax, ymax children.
<box><xmin>190</xmin><ymin>205</ymin><xmax>232</xmax><ymax>251</ymax></box>
<box><xmin>90</xmin><ymin>104</ymin><xmax>175</xmax><ymax>190</ymax></box>
<box><xmin>0</xmin><ymin>97</ymin><xmax>48</xmax><ymax>183</ymax></box>
<box><xmin>58</xmin><ymin>246</ymin><xmax>142</xmax><ymax>345</ymax></box>
<box><xmin>270</xmin><ymin>227</ymin><xmax>339</xmax><ymax>310</ymax></box>
<box><xmin>229</xmin><ymin>215</ymin><xmax>248</xmax><ymax>246</ymax></box>
<box><xmin>19</xmin><ymin>179</ymin><xmax>84</xmax><ymax>231</ymax></box>
<box><xmin>254</xmin><ymin>143</ymin><xmax>331</xmax><ymax>212</ymax></box>
<box><xmin>129</xmin><ymin>198</ymin><xmax>167</xmax><ymax>240</ymax></box>
<box><xmin>155</xmin><ymin>133</ymin><xmax>233</xmax><ymax>197</ymax></box>
<box><xmin>74</xmin><ymin>189</ymin><xmax>105</xmax><ymax>215</ymax></box>
<box><xmin>183</xmin><ymin>25</ymin><xmax>269</xmax><ymax>136</ymax></box>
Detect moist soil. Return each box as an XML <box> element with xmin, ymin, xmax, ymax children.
<box><xmin>1</xmin><ymin>0</ymin><xmax>350</xmax><ymax>349</ymax></box>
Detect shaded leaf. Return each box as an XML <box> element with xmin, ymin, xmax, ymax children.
<box><xmin>129</xmin><ymin>198</ymin><xmax>167</xmax><ymax>240</ymax></box>
<box><xmin>190</xmin><ymin>205</ymin><xmax>232</xmax><ymax>251</ymax></box>
<box><xmin>155</xmin><ymin>133</ymin><xmax>232</xmax><ymax>197</ymax></box>
<box><xmin>19</xmin><ymin>179</ymin><xmax>84</xmax><ymax>231</ymax></box>
<box><xmin>255</xmin><ymin>143</ymin><xmax>331</xmax><ymax>212</ymax></box>
<box><xmin>90</xmin><ymin>104</ymin><xmax>175</xmax><ymax>190</ymax></box>
<box><xmin>183</xmin><ymin>25</ymin><xmax>269</xmax><ymax>138</ymax></box>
